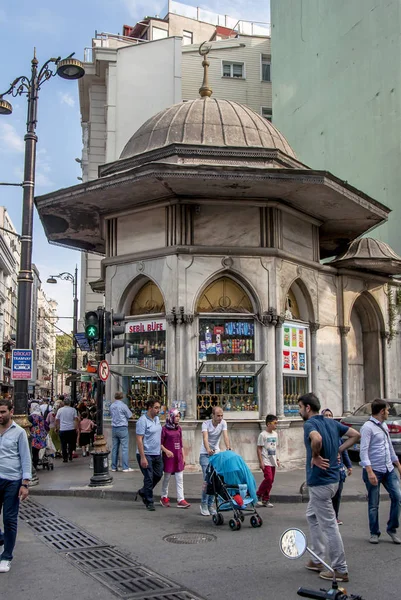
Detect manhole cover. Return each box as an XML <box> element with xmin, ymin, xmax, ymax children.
<box><xmin>163</xmin><ymin>532</ymin><xmax>216</xmax><ymax>545</ymax></box>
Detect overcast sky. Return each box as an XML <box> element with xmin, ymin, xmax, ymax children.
<box><xmin>0</xmin><ymin>0</ymin><xmax>270</xmax><ymax>334</ymax></box>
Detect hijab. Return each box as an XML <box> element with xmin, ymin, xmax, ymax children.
<box><xmin>30</xmin><ymin>402</ymin><xmax>42</xmax><ymax>416</ymax></box>
<box><xmin>165</xmin><ymin>408</ymin><xmax>180</xmax><ymax>430</ymax></box>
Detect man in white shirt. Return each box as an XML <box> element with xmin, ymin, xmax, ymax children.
<box><xmin>199</xmin><ymin>407</ymin><xmax>231</xmax><ymax>516</ymax></box>
<box><xmin>55</xmin><ymin>398</ymin><xmax>79</xmax><ymax>463</ymax></box>
<box><xmin>360</xmin><ymin>399</ymin><xmax>401</xmax><ymax>544</ymax></box>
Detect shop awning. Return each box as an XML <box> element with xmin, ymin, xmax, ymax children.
<box><xmin>197</xmin><ymin>361</ymin><xmax>267</xmax><ymax>377</ymax></box>
<box><xmin>109</xmin><ymin>364</ymin><xmax>167</xmax><ymax>379</ymax></box>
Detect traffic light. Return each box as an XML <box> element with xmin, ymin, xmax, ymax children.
<box><xmin>105</xmin><ymin>310</ymin><xmax>126</xmax><ymax>354</ymax></box>
<box><xmin>85</xmin><ymin>310</ymin><xmax>99</xmax><ymax>342</ymax></box>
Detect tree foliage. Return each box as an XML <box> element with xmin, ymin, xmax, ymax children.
<box><xmin>55</xmin><ymin>333</ymin><xmax>73</xmax><ymax>373</ymax></box>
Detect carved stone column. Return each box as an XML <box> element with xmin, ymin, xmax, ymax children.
<box><xmin>275</xmin><ymin>316</ymin><xmax>285</xmax><ymax>417</ymax></box>
<box><xmin>381</xmin><ymin>331</ymin><xmax>390</xmax><ymax>398</ymax></box>
<box><xmin>339</xmin><ymin>326</ymin><xmax>350</xmax><ymax>414</ymax></box>
<box><xmin>309</xmin><ymin>322</ymin><xmax>320</xmax><ymax>394</ymax></box>
<box><xmin>177</xmin><ymin>308</ymin><xmax>195</xmax><ymax>420</ymax></box>
<box><xmin>166</xmin><ymin>310</ymin><xmax>178</xmax><ymax>405</ymax></box>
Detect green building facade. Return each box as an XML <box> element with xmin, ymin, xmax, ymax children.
<box><xmin>271</xmin><ymin>0</ymin><xmax>401</xmax><ymax>253</ymax></box>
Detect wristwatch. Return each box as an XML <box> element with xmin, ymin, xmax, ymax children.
<box><xmin>21</xmin><ymin>484</ymin><xmax>29</xmax><ymax>489</ymax></box>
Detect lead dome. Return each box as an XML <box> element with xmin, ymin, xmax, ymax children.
<box><xmin>120</xmin><ymin>97</ymin><xmax>296</xmax><ymax>159</ymax></box>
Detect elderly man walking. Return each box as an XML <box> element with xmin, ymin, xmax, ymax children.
<box><xmin>360</xmin><ymin>398</ymin><xmax>401</xmax><ymax>545</ymax></box>
<box><xmin>110</xmin><ymin>392</ymin><xmax>133</xmax><ymax>472</ymax></box>
<box><xmin>0</xmin><ymin>398</ymin><xmax>32</xmax><ymax>573</ymax></box>
<box><xmin>298</xmin><ymin>393</ymin><xmax>360</xmax><ymax>583</ymax></box>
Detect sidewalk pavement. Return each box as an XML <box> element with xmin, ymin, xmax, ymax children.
<box><xmin>29</xmin><ymin>454</ymin><xmax>379</xmax><ymax>504</ymax></box>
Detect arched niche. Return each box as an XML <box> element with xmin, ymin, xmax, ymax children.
<box><xmin>130</xmin><ymin>280</ymin><xmax>165</xmax><ymax>316</ymax></box>
<box><xmin>348</xmin><ymin>292</ymin><xmax>384</xmax><ymax>409</ymax></box>
<box><xmin>196</xmin><ymin>276</ymin><xmax>254</xmax><ymax>314</ymax></box>
<box><xmin>284</xmin><ymin>278</ymin><xmax>315</xmax><ymax>322</ymax></box>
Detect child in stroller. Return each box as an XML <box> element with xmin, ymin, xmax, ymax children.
<box><xmin>206</xmin><ymin>451</ymin><xmax>263</xmax><ymax>531</ymax></box>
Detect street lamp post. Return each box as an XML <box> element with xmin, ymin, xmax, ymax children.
<box><xmin>0</xmin><ymin>50</ymin><xmax>84</xmax><ymax>432</ymax></box>
<box><xmin>47</xmin><ymin>267</ymin><xmax>78</xmax><ymax>404</ymax></box>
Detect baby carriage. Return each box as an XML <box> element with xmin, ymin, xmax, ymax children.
<box><xmin>206</xmin><ymin>451</ymin><xmax>263</xmax><ymax>531</ymax></box>
<box><xmin>38</xmin><ymin>434</ymin><xmax>55</xmax><ymax>471</ymax></box>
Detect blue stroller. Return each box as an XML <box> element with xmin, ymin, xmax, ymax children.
<box><xmin>206</xmin><ymin>451</ymin><xmax>263</xmax><ymax>531</ymax></box>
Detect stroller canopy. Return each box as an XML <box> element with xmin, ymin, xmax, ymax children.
<box><xmin>209</xmin><ymin>451</ymin><xmax>258</xmax><ymax>503</ymax></box>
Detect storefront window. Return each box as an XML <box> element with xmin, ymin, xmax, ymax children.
<box><xmin>282</xmin><ymin>322</ymin><xmax>308</xmax><ymax>416</ymax></box>
<box><xmin>124</xmin><ymin>317</ymin><xmax>167</xmax><ymax>417</ymax></box>
<box><xmin>198</xmin><ymin>318</ymin><xmax>255</xmax><ymax>362</ymax></box>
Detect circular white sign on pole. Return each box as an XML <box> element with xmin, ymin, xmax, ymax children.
<box><xmin>98</xmin><ymin>360</ymin><xmax>110</xmax><ymax>381</ymax></box>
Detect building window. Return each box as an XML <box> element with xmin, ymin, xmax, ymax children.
<box><xmin>152</xmin><ymin>26</ymin><xmax>168</xmax><ymax>40</ymax></box>
<box><xmin>261</xmin><ymin>54</ymin><xmax>271</xmax><ymax>82</ymax></box>
<box><xmin>261</xmin><ymin>107</ymin><xmax>272</xmax><ymax>122</ymax></box>
<box><xmin>222</xmin><ymin>61</ymin><xmax>245</xmax><ymax>79</ymax></box>
<box><xmin>182</xmin><ymin>30</ymin><xmax>193</xmax><ymax>45</ymax></box>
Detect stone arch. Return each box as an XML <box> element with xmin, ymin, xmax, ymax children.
<box><xmin>118</xmin><ymin>275</ymin><xmax>166</xmax><ymax>316</ymax></box>
<box><xmin>283</xmin><ymin>277</ymin><xmax>315</xmax><ymax>323</ymax></box>
<box><xmin>193</xmin><ymin>271</ymin><xmax>261</xmax><ymax>315</ymax></box>
<box><xmin>348</xmin><ymin>291</ymin><xmax>385</xmax><ymax>409</ymax></box>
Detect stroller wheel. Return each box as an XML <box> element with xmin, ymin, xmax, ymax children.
<box><xmin>213</xmin><ymin>513</ymin><xmax>224</xmax><ymax>527</ymax></box>
<box><xmin>229</xmin><ymin>518</ymin><xmax>241</xmax><ymax>531</ymax></box>
<box><xmin>250</xmin><ymin>515</ymin><xmax>259</xmax><ymax>528</ymax></box>
<box><xmin>256</xmin><ymin>516</ymin><xmax>263</xmax><ymax>527</ymax></box>
<box><xmin>50</xmin><ymin>464</ymin><xmax>54</xmax><ymax>471</ymax></box>
<box><xmin>239</xmin><ymin>514</ymin><xmax>245</xmax><ymax>522</ymax></box>
<box><xmin>42</xmin><ymin>464</ymin><xmax>46</xmax><ymax>470</ymax></box>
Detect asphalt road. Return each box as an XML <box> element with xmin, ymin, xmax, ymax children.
<box><xmin>3</xmin><ymin>496</ymin><xmax>399</xmax><ymax>600</ymax></box>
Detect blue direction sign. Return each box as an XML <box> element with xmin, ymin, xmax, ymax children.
<box><xmin>75</xmin><ymin>332</ymin><xmax>91</xmax><ymax>352</ymax></box>
<box><xmin>11</xmin><ymin>349</ymin><xmax>33</xmax><ymax>380</ymax></box>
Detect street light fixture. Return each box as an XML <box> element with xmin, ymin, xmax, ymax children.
<box><xmin>47</xmin><ymin>268</ymin><xmax>79</xmax><ymax>405</ymax></box>
<box><xmin>0</xmin><ymin>49</ymin><xmax>84</xmax><ymax>435</ymax></box>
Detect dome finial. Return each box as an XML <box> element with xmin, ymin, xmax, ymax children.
<box><xmin>198</xmin><ymin>41</ymin><xmax>212</xmax><ymax>98</ymax></box>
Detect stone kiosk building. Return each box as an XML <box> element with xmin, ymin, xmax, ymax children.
<box><xmin>35</xmin><ymin>59</ymin><xmax>401</xmax><ymax>468</ymax></box>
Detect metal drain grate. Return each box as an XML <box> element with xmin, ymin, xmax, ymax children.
<box><xmin>27</xmin><ymin>518</ymin><xmax>77</xmax><ymax>534</ymax></box>
<box><xmin>90</xmin><ymin>566</ymin><xmax>181</xmax><ymax>598</ymax></box>
<box><xmin>138</xmin><ymin>593</ymin><xmax>206</xmax><ymax>600</ymax></box>
<box><xmin>40</xmin><ymin>529</ymin><xmax>106</xmax><ymax>552</ymax></box>
<box><xmin>18</xmin><ymin>499</ymin><xmax>57</xmax><ymax>521</ymax></box>
<box><xmin>163</xmin><ymin>533</ymin><xmax>216</xmax><ymax>545</ymax></box>
<box><xmin>67</xmin><ymin>547</ymin><xmax>138</xmax><ymax>573</ymax></box>
<box><xmin>20</xmin><ymin>499</ymin><xmax>207</xmax><ymax>600</ymax></box>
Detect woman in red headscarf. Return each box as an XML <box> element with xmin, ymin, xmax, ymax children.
<box><xmin>160</xmin><ymin>408</ymin><xmax>191</xmax><ymax>509</ymax></box>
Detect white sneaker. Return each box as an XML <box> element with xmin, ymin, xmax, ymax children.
<box><xmin>122</xmin><ymin>468</ymin><xmax>134</xmax><ymax>472</ymax></box>
<box><xmin>111</xmin><ymin>468</ymin><xmax>117</xmax><ymax>472</ymax></box>
<box><xmin>208</xmin><ymin>505</ymin><xmax>217</xmax><ymax>516</ymax></box>
<box><xmin>0</xmin><ymin>560</ymin><xmax>11</xmax><ymax>573</ymax></box>
<box><xmin>200</xmin><ymin>503</ymin><xmax>210</xmax><ymax>516</ymax></box>
<box><xmin>266</xmin><ymin>502</ymin><xmax>274</xmax><ymax>508</ymax></box>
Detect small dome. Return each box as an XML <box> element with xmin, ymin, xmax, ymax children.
<box><xmin>331</xmin><ymin>238</ymin><xmax>401</xmax><ymax>275</ymax></box>
<box><xmin>120</xmin><ymin>97</ymin><xmax>296</xmax><ymax>159</ymax></box>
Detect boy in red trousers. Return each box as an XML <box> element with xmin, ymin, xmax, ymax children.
<box><xmin>256</xmin><ymin>414</ymin><xmax>279</xmax><ymax>507</ymax></box>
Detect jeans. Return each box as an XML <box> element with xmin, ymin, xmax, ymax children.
<box><xmin>362</xmin><ymin>468</ymin><xmax>401</xmax><ymax>535</ymax></box>
<box><xmin>111</xmin><ymin>427</ymin><xmax>129</xmax><ymax>470</ymax></box>
<box><xmin>200</xmin><ymin>454</ymin><xmax>214</xmax><ymax>506</ymax></box>
<box><xmin>59</xmin><ymin>429</ymin><xmax>77</xmax><ymax>461</ymax></box>
<box><xmin>161</xmin><ymin>471</ymin><xmax>184</xmax><ymax>502</ymax></box>
<box><xmin>0</xmin><ymin>478</ymin><xmax>21</xmax><ymax>561</ymax></box>
<box><xmin>136</xmin><ymin>454</ymin><xmax>163</xmax><ymax>505</ymax></box>
<box><xmin>257</xmin><ymin>465</ymin><xmax>276</xmax><ymax>502</ymax></box>
<box><xmin>306</xmin><ymin>483</ymin><xmax>348</xmax><ymax>573</ymax></box>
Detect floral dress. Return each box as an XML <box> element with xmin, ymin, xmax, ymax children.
<box><xmin>29</xmin><ymin>413</ymin><xmax>47</xmax><ymax>449</ymax></box>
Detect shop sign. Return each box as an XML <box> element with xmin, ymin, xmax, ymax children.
<box><xmin>282</xmin><ymin>323</ymin><xmax>307</xmax><ymax>375</ymax></box>
<box><xmin>125</xmin><ymin>319</ymin><xmax>166</xmax><ymax>334</ymax></box>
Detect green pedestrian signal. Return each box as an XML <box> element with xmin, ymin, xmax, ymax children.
<box><xmin>84</xmin><ymin>311</ymin><xmax>99</xmax><ymax>341</ymax></box>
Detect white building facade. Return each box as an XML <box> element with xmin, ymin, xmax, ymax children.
<box><xmin>77</xmin><ymin>1</ymin><xmax>271</xmax><ymax>328</ymax></box>
<box><xmin>36</xmin><ymin>289</ymin><xmax>57</xmax><ymax>398</ymax></box>
<box><xmin>0</xmin><ymin>207</ymin><xmax>20</xmax><ymax>395</ymax></box>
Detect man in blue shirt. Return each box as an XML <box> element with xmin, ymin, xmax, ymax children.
<box><xmin>109</xmin><ymin>391</ymin><xmax>133</xmax><ymax>472</ymax></box>
<box><xmin>0</xmin><ymin>398</ymin><xmax>32</xmax><ymax>573</ymax></box>
<box><xmin>135</xmin><ymin>399</ymin><xmax>162</xmax><ymax>511</ymax></box>
<box><xmin>298</xmin><ymin>393</ymin><xmax>360</xmax><ymax>583</ymax></box>
<box><xmin>360</xmin><ymin>398</ymin><xmax>401</xmax><ymax>545</ymax></box>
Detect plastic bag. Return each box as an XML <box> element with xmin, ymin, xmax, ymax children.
<box><xmin>46</xmin><ymin>434</ymin><xmax>56</xmax><ymax>453</ymax></box>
